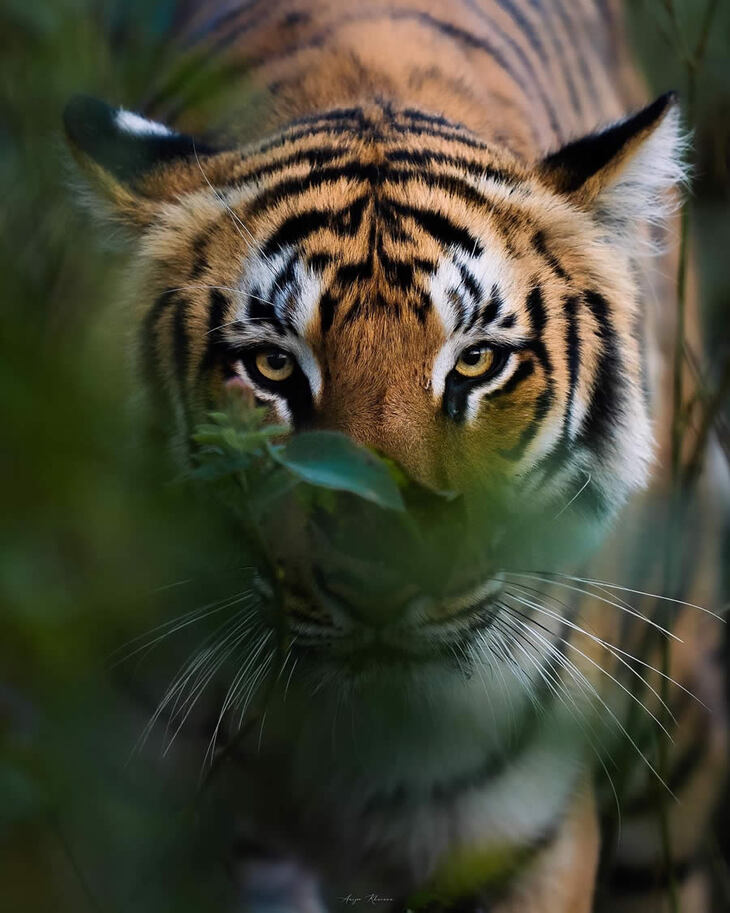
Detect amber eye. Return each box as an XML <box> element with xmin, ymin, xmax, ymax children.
<box><xmin>254</xmin><ymin>348</ymin><xmax>295</xmax><ymax>382</ymax></box>
<box><xmin>454</xmin><ymin>344</ymin><xmax>496</xmax><ymax>379</ymax></box>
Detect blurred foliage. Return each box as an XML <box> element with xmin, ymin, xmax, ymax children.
<box><xmin>0</xmin><ymin>3</ymin><xmax>246</xmax><ymax>911</ymax></box>
<box><xmin>626</xmin><ymin>0</ymin><xmax>730</xmax><ymax>361</ymax></box>
<box><xmin>1</xmin><ymin>1</ymin><xmax>728</xmax><ymax>912</ymax></box>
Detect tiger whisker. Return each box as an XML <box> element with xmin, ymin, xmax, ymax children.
<box><xmin>506</xmin><ymin>580</ymin><xmax>705</xmax><ymax>710</ymax></box>
<box><xmin>192</xmin><ymin>141</ymin><xmax>286</xmax><ymax>296</ymax></box>
<box><xmin>501</xmin><ymin>592</ymin><xmax>674</xmax><ymax>740</ymax></box>
<box><xmin>489</xmin><ymin>612</ymin><xmax>623</xmax><ymax>829</ymax></box>
<box><xmin>538</xmin><ymin>571</ymin><xmax>725</xmax><ymax>621</ymax></box>
<box><xmin>204</xmin><ymin>628</ymin><xmax>272</xmax><ymax>766</ymax></box>
<box><xmin>152</xmin><ymin>577</ymin><xmax>194</xmax><ymax>592</ymax></box>
<box><xmin>493</xmin><ymin>604</ymin><xmax>673</xmax><ymax>796</ymax></box>
<box><xmin>236</xmin><ymin>646</ymin><xmax>275</xmax><ymax>733</ymax></box>
<box><xmin>257</xmin><ymin>707</ymin><xmax>269</xmax><ymax>755</ymax></box>
<box><xmin>153</xmin><ymin>611</ymin><xmax>258</xmax><ymax>746</ymax></box>
<box><xmin>553</xmin><ymin>471</ymin><xmax>592</xmax><ymax>520</ymax></box>
<box><xmin>111</xmin><ymin>591</ymin><xmax>254</xmax><ymax>667</ymax></box>
<box><xmin>503</xmin><ymin>572</ymin><xmax>682</xmax><ymax>642</ymax></box>
<box><xmin>163</xmin><ymin>616</ymin><xmax>261</xmax><ymax>755</ymax></box>
<box><xmin>283</xmin><ymin>652</ymin><xmax>299</xmax><ymax>701</ymax></box>
<box><xmin>140</xmin><ymin>607</ymin><xmax>256</xmax><ymax>749</ymax></box>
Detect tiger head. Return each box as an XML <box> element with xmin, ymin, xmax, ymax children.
<box><xmin>65</xmin><ymin>94</ymin><xmax>683</xmax><ymax>673</ymax></box>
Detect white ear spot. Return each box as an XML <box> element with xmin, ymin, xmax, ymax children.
<box><xmin>115</xmin><ymin>109</ymin><xmax>175</xmax><ymax>138</ymax></box>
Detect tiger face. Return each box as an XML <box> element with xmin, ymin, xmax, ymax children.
<box><xmin>65</xmin><ymin>94</ymin><xmax>682</xmax><ymax>672</ymax></box>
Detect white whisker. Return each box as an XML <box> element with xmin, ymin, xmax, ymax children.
<box><xmin>553</xmin><ymin>472</ymin><xmax>592</xmax><ymax>520</ymax></box>
<box><xmin>192</xmin><ymin>141</ymin><xmax>285</xmax><ymax>295</ymax></box>
<box><xmin>502</xmin><ymin>593</ymin><xmax>674</xmax><ymax>740</ymax></box>
<box><xmin>504</xmin><ymin>572</ymin><xmax>682</xmax><ymax>642</ymax></box>
<box><xmin>543</xmin><ymin>572</ymin><xmax>725</xmax><ymax>621</ymax></box>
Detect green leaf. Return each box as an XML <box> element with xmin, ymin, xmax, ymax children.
<box><xmin>192</xmin><ymin>425</ymin><xmax>288</xmax><ymax>453</ymax></box>
<box><xmin>269</xmin><ymin>432</ymin><xmax>406</xmax><ymax>512</ymax></box>
<box><xmin>188</xmin><ymin>453</ymin><xmax>252</xmax><ymax>481</ymax></box>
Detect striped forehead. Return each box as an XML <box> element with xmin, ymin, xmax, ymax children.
<box><xmin>231</xmin><ymin>225</ymin><xmax>525</xmax><ymax>350</ymax></box>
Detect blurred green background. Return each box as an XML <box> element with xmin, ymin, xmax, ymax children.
<box><xmin>1</xmin><ymin>1</ymin><xmax>728</xmax><ymax>911</ymax></box>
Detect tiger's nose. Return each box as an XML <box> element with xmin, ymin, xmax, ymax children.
<box><xmin>312</xmin><ymin>563</ymin><xmax>426</xmax><ymax>629</ymax></box>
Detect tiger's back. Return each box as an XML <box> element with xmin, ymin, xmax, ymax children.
<box><xmin>167</xmin><ymin>0</ymin><xmax>638</xmax><ymax>151</ymax></box>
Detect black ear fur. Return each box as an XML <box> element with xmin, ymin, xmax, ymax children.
<box><xmin>540</xmin><ymin>92</ymin><xmax>678</xmax><ymax>194</ymax></box>
<box><xmin>63</xmin><ymin>96</ymin><xmax>214</xmax><ymax>185</ymax></box>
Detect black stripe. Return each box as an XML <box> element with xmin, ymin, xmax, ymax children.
<box><xmin>261</xmin><ymin>196</ymin><xmax>367</xmax><ymax>255</ymax></box>
<box><xmin>399</xmin><ymin>107</ymin><xmax>461</xmax><ymax>129</ymax></box>
<box><xmin>390</xmin><ymin>120</ymin><xmax>491</xmax><ymax>151</ymax></box>
<box><xmin>456</xmin><ymin>262</ymin><xmax>485</xmax><ymax>306</ymax></box>
<box><xmin>501</xmin><ymin>387</ymin><xmax>553</xmax><ymax>461</ymax></box>
<box><xmin>533</xmin><ymin>230</ymin><xmax>570</xmax><ymax>282</ymax></box>
<box><xmin>607</xmin><ymin>858</ymin><xmax>695</xmax><ymax>895</ymax></box>
<box><xmin>385</xmin><ymin>147</ymin><xmax>513</xmax><ymax>185</ymax></box>
<box><xmin>172</xmin><ymin>296</ymin><xmax>192</xmax><ymax>434</ymax></box>
<box><xmin>377</xmin><ymin>245</ymin><xmax>434</xmax><ymax>292</ymax></box>
<box><xmin>524</xmin><ymin>0</ymin><xmax>584</xmax><ymax>117</ymax></box>
<box><xmin>335</xmin><ymin>260</ymin><xmax>373</xmax><ymax>284</ymax></box>
<box><xmin>237</xmin><ymin>145</ymin><xmax>351</xmax><ymax>186</ymax></box>
<box><xmin>580</xmin><ymin>290</ymin><xmax>625</xmax><ymax>455</ymax></box>
<box><xmin>383</xmin><ymin>200</ymin><xmax>483</xmax><ymax>257</ymax></box>
<box><xmin>563</xmin><ymin>295</ymin><xmax>581</xmax><ymax>438</ymax></box>
<box><xmin>172</xmin><ymin>298</ymin><xmax>189</xmax><ymax>384</ymax></box>
<box><xmin>189</xmin><ymin>233</ymin><xmax>209</xmax><ymax>279</ymax></box>
<box><xmin>498</xmin><ymin>285</ymin><xmax>554</xmax><ymax>460</ymax></box>
<box><xmin>187</xmin><ymin>0</ymin><xmax>267</xmax><ymax>45</ymax></box>
<box><xmin>524</xmin><ymin>285</ymin><xmax>552</xmax><ymax>375</ymax></box>
<box><xmin>235</xmin><ymin>7</ymin><xmax>551</xmax><ymax>132</ymax></box>
<box><xmin>244</xmin><ymin>158</ymin><xmax>513</xmax><ymax>224</ymax></box>
<box><xmin>287</xmin><ymin>106</ymin><xmax>367</xmax><ymax>128</ymax></box>
<box><xmin>399</xmin><ymin>10</ymin><xmax>562</xmax><ymax>139</ymax></box>
<box><xmin>247</xmin><ymin>290</ymin><xmax>285</xmax><ymax>334</ymax></box>
<box><xmin>197</xmin><ymin>289</ymin><xmax>230</xmax><ymax>390</ymax></box>
<box><xmin>202</xmin><ymin>1</ymin><xmax>286</xmax><ymax>56</ymax></box>
<box><xmin>548</xmin><ymin>0</ymin><xmax>601</xmax><ymax>107</ymax></box>
<box><xmin>253</xmin><ymin>121</ymin><xmax>375</xmax><ymax>158</ymax></box>
<box><xmin>479</xmin><ymin>285</ymin><xmax>504</xmax><ymax>328</ymax></box>
<box><xmin>141</xmin><ymin>290</ymin><xmax>176</xmax><ymax>399</ymax></box>
<box><xmin>462</xmin><ymin>0</ymin><xmax>565</xmax><ymax>139</ymax></box>
<box><xmin>245</xmin><ymin>161</ymin><xmax>379</xmax><ymax>217</ymax></box>
<box><xmin>272</xmin><ymin>250</ymin><xmax>298</xmax><ymax>298</ymax></box>
<box><xmin>307</xmin><ymin>252</ymin><xmax>334</xmax><ymax>272</ymax></box>
<box><xmin>385</xmin><ymin>169</ymin><xmax>525</xmax><ymax>235</ymax></box>
<box><xmin>319</xmin><ymin>292</ymin><xmax>336</xmax><ymax>335</ymax></box>
<box><xmin>496</xmin><ymin>358</ymin><xmax>535</xmax><ymax>397</ymax></box>
<box><xmin>525</xmin><ymin>284</ymin><xmax>547</xmax><ymax>335</ymax></box>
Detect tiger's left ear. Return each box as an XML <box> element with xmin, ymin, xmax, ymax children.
<box><xmin>63</xmin><ymin>95</ymin><xmax>221</xmax><ymax>227</ymax></box>
<box><xmin>538</xmin><ymin>93</ymin><xmax>686</xmax><ymax>235</ymax></box>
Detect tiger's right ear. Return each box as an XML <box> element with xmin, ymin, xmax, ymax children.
<box><xmin>63</xmin><ymin>96</ymin><xmax>219</xmax><ymax>227</ymax></box>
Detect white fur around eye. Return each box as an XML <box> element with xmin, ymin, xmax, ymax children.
<box><xmin>115</xmin><ymin>109</ymin><xmax>175</xmax><ymax>138</ymax></box>
<box><xmin>463</xmin><ymin>354</ymin><xmax>518</xmax><ymax>422</ymax></box>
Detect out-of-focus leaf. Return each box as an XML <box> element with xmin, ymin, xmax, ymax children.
<box><xmin>269</xmin><ymin>432</ymin><xmax>406</xmax><ymax>512</ymax></box>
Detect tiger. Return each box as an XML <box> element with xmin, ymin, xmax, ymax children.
<box><xmin>63</xmin><ymin>1</ymin><xmax>728</xmax><ymax>911</ymax></box>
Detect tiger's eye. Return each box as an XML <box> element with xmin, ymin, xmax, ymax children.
<box><xmin>255</xmin><ymin>348</ymin><xmax>294</xmax><ymax>382</ymax></box>
<box><xmin>454</xmin><ymin>344</ymin><xmax>495</xmax><ymax>378</ymax></box>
